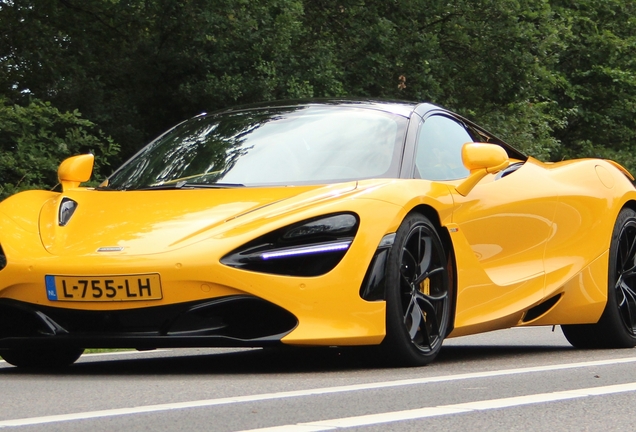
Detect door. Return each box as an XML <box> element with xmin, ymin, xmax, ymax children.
<box><xmin>413</xmin><ymin>114</ymin><xmax>557</xmax><ymax>330</ymax></box>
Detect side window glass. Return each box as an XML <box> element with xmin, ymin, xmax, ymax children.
<box><xmin>414</xmin><ymin>115</ymin><xmax>472</xmax><ymax>180</ymax></box>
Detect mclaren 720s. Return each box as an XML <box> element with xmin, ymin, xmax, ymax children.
<box><xmin>1</xmin><ymin>100</ymin><xmax>636</xmax><ymax>368</ymax></box>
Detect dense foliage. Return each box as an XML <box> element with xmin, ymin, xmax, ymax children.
<box><xmin>1</xmin><ymin>0</ymin><xmax>635</xmax><ymax>198</ymax></box>
<box><xmin>0</xmin><ymin>97</ymin><xmax>119</xmax><ymax>197</ymax></box>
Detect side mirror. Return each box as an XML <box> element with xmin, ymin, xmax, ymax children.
<box><xmin>58</xmin><ymin>154</ymin><xmax>94</xmax><ymax>191</ymax></box>
<box><xmin>455</xmin><ymin>143</ymin><xmax>509</xmax><ymax>196</ymax></box>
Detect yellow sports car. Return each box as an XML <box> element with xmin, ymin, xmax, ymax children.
<box><xmin>1</xmin><ymin>100</ymin><xmax>636</xmax><ymax>368</ymax></box>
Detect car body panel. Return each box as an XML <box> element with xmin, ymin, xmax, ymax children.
<box><xmin>1</xmin><ymin>100</ymin><xmax>635</xmax><ymax>354</ymax></box>
<box><xmin>446</xmin><ymin>157</ymin><xmax>636</xmax><ymax>335</ymax></box>
<box><xmin>0</xmin><ymin>179</ymin><xmax>458</xmax><ymax>346</ymax></box>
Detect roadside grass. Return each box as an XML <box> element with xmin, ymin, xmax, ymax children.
<box><xmin>84</xmin><ymin>348</ymin><xmax>133</xmax><ymax>354</ymax></box>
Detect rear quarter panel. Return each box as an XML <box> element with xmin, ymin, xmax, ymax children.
<box><xmin>444</xmin><ymin>157</ymin><xmax>636</xmax><ymax>336</ymax></box>
<box><xmin>532</xmin><ymin>158</ymin><xmax>636</xmax><ymax>325</ymax></box>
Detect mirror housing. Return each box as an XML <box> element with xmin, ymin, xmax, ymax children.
<box><xmin>455</xmin><ymin>143</ymin><xmax>509</xmax><ymax>196</ymax></box>
<box><xmin>58</xmin><ymin>154</ymin><xmax>94</xmax><ymax>191</ymax></box>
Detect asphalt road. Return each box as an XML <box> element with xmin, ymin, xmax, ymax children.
<box><xmin>2</xmin><ymin>327</ymin><xmax>636</xmax><ymax>431</ymax></box>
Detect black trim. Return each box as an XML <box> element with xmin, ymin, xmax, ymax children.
<box><xmin>0</xmin><ymin>296</ymin><xmax>298</xmax><ymax>349</ymax></box>
<box><xmin>360</xmin><ymin>248</ymin><xmax>390</xmax><ymax>301</ymax></box>
<box><xmin>495</xmin><ymin>162</ymin><xmax>525</xmax><ymax>180</ymax></box>
<box><xmin>523</xmin><ymin>294</ymin><xmax>562</xmax><ymax>322</ymax></box>
<box><xmin>0</xmin><ymin>245</ymin><xmax>5</xmax><ymax>271</ymax></box>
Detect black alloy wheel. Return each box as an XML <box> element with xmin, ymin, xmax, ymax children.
<box><xmin>562</xmin><ymin>208</ymin><xmax>636</xmax><ymax>348</ymax></box>
<box><xmin>383</xmin><ymin>213</ymin><xmax>453</xmax><ymax>366</ymax></box>
<box><xmin>612</xmin><ymin>212</ymin><xmax>636</xmax><ymax>337</ymax></box>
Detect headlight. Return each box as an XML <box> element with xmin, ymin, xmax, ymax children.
<box><xmin>220</xmin><ymin>213</ymin><xmax>359</xmax><ymax>276</ymax></box>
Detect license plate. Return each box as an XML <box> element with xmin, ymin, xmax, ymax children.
<box><xmin>45</xmin><ymin>274</ymin><xmax>162</xmax><ymax>302</ymax></box>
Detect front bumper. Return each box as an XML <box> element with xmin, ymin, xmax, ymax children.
<box><xmin>0</xmin><ymin>296</ymin><xmax>297</xmax><ymax>350</ymax></box>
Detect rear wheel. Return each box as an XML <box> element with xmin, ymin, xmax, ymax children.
<box><xmin>562</xmin><ymin>208</ymin><xmax>636</xmax><ymax>348</ymax></box>
<box><xmin>0</xmin><ymin>347</ymin><xmax>84</xmax><ymax>369</ymax></box>
<box><xmin>382</xmin><ymin>213</ymin><xmax>453</xmax><ymax>366</ymax></box>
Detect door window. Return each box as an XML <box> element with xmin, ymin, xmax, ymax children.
<box><xmin>414</xmin><ymin>115</ymin><xmax>473</xmax><ymax>180</ymax></box>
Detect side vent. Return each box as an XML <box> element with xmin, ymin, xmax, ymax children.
<box><xmin>0</xmin><ymin>245</ymin><xmax>5</xmax><ymax>271</ymax></box>
<box><xmin>523</xmin><ymin>294</ymin><xmax>562</xmax><ymax>322</ymax></box>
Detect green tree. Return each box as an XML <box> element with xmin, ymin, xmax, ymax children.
<box><xmin>548</xmin><ymin>0</ymin><xmax>636</xmax><ymax>172</ymax></box>
<box><xmin>0</xmin><ymin>0</ymin><xmax>331</xmax><ymax>159</ymax></box>
<box><xmin>0</xmin><ymin>97</ymin><xmax>119</xmax><ymax>200</ymax></box>
<box><xmin>300</xmin><ymin>0</ymin><xmax>565</xmax><ymax>158</ymax></box>
<box><xmin>2</xmin><ymin>0</ymin><xmax>636</xmax><ymax>184</ymax></box>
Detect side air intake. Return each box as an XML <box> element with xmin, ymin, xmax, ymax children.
<box><xmin>523</xmin><ymin>294</ymin><xmax>562</xmax><ymax>322</ymax></box>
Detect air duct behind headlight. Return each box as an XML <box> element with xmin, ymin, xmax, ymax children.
<box><xmin>0</xmin><ymin>245</ymin><xmax>6</xmax><ymax>271</ymax></box>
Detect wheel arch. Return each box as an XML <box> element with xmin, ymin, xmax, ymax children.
<box><xmin>620</xmin><ymin>199</ymin><xmax>636</xmax><ymax>215</ymax></box>
<box><xmin>562</xmin><ymin>205</ymin><xmax>636</xmax><ymax>348</ymax></box>
<box><xmin>406</xmin><ymin>204</ymin><xmax>457</xmax><ymax>336</ymax></box>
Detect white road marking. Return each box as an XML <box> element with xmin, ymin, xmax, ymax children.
<box><xmin>1</xmin><ymin>356</ymin><xmax>636</xmax><ymax>428</ymax></box>
<box><xmin>240</xmin><ymin>382</ymin><xmax>636</xmax><ymax>431</ymax></box>
<box><xmin>81</xmin><ymin>350</ymin><xmax>164</xmax><ymax>358</ymax></box>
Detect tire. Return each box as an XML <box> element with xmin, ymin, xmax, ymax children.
<box><xmin>382</xmin><ymin>213</ymin><xmax>453</xmax><ymax>366</ymax></box>
<box><xmin>0</xmin><ymin>347</ymin><xmax>84</xmax><ymax>369</ymax></box>
<box><xmin>562</xmin><ymin>208</ymin><xmax>636</xmax><ymax>348</ymax></box>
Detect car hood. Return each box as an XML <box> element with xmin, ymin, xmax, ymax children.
<box><xmin>37</xmin><ymin>183</ymin><xmax>358</xmax><ymax>257</ymax></box>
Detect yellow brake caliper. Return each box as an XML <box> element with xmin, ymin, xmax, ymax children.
<box><xmin>420</xmin><ymin>278</ymin><xmax>430</xmax><ymax>296</ymax></box>
<box><xmin>419</xmin><ymin>278</ymin><xmax>430</xmax><ymax>325</ymax></box>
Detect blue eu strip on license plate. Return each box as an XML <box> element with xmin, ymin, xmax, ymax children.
<box><xmin>45</xmin><ymin>275</ymin><xmax>58</xmax><ymax>300</ymax></box>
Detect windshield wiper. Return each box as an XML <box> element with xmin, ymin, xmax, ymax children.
<box><xmin>136</xmin><ymin>181</ymin><xmax>245</xmax><ymax>191</ymax></box>
<box><xmin>180</xmin><ymin>182</ymin><xmax>245</xmax><ymax>189</ymax></box>
<box><xmin>97</xmin><ymin>182</ymin><xmax>245</xmax><ymax>191</ymax></box>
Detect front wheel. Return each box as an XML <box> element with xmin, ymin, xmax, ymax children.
<box><xmin>562</xmin><ymin>208</ymin><xmax>636</xmax><ymax>348</ymax></box>
<box><xmin>382</xmin><ymin>213</ymin><xmax>453</xmax><ymax>366</ymax></box>
<box><xmin>0</xmin><ymin>347</ymin><xmax>84</xmax><ymax>369</ymax></box>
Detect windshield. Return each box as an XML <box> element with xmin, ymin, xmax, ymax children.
<box><xmin>104</xmin><ymin>106</ymin><xmax>408</xmax><ymax>190</ymax></box>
